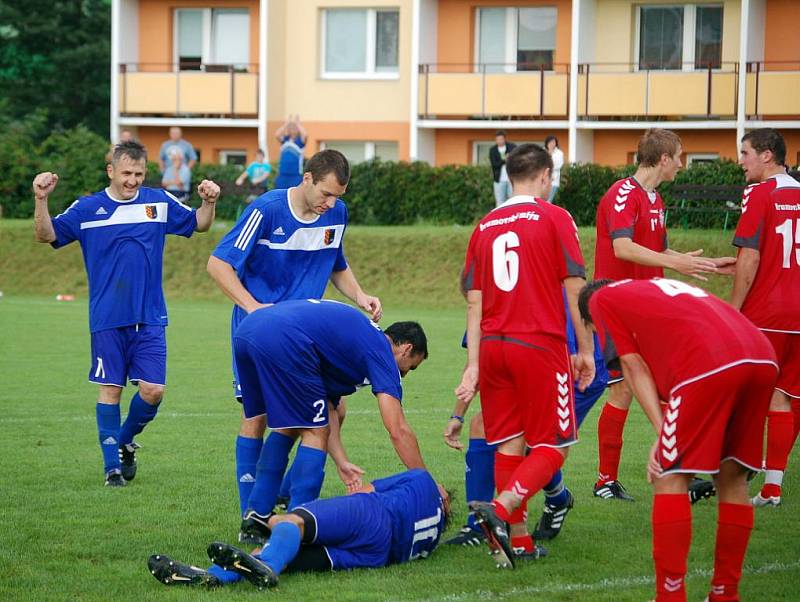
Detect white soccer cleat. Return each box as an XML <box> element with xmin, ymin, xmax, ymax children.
<box><xmin>751</xmin><ymin>492</ymin><xmax>781</xmax><ymax>507</ymax></box>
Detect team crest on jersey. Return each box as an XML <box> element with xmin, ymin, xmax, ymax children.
<box><xmin>145</xmin><ymin>205</ymin><xmax>158</xmax><ymax>219</ymax></box>
<box><xmin>323</xmin><ymin>228</ymin><xmax>335</xmax><ymax>245</ymax></box>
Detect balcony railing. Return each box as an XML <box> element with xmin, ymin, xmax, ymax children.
<box><xmin>746</xmin><ymin>62</ymin><xmax>800</xmax><ymax>118</ymax></box>
<box><xmin>119</xmin><ymin>63</ymin><xmax>258</xmax><ymax>117</ymax></box>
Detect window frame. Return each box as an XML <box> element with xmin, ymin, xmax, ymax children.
<box><xmin>320</xmin><ymin>8</ymin><xmax>400</xmax><ymax>80</ymax></box>
<box><xmin>686</xmin><ymin>152</ymin><xmax>719</xmax><ymax>166</ymax></box>
<box><xmin>173</xmin><ymin>8</ymin><xmax>250</xmax><ymax>71</ymax></box>
<box><xmin>320</xmin><ymin>140</ymin><xmax>399</xmax><ymax>163</ymax></box>
<box><xmin>219</xmin><ymin>149</ymin><xmax>248</xmax><ymax>166</ymax></box>
<box><xmin>473</xmin><ymin>7</ymin><xmax>557</xmax><ymax>74</ymax></box>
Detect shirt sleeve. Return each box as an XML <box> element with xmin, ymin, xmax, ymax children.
<box><xmin>184</xmin><ymin>141</ymin><xmax>198</xmax><ymax>162</ymax></box>
<box><xmin>732</xmin><ymin>184</ymin><xmax>765</xmax><ymax>250</ymax></box>
<box><xmin>165</xmin><ymin>191</ymin><xmax>197</xmax><ymax>237</ymax></box>
<box><xmin>295</xmin><ymin>136</ymin><xmax>306</xmax><ymax>149</ymax></box>
<box><xmin>461</xmin><ymin>226</ymin><xmax>482</xmax><ymax>293</ymax></box>
<box><xmin>211</xmin><ymin>203</ymin><xmax>267</xmax><ymax>272</ymax></box>
<box><xmin>607</xmin><ymin>186</ymin><xmax>638</xmax><ymax>241</ymax></box>
<box><xmin>159</xmin><ymin>142</ymin><xmax>169</xmax><ymax>164</ymax></box>
<box><xmin>552</xmin><ymin>209</ymin><xmax>586</xmax><ymax>279</ymax></box>
<box><xmin>367</xmin><ymin>340</ymin><xmax>404</xmax><ymax>401</ymax></box>
<box><xmin>50</xmin><ymin>199</ymin><xmax>82</xmax><ymax>249</ymax></box>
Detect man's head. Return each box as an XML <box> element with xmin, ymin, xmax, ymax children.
<box><xmin>637</xmin><ymin>129</ymin><xmax>683</xmax><ymax>181</ymax></box>
<box><xmin>255</xmin><ymin>149</ymin><xmax>265</xmax><ymax>162</ymax></box>
<box><xmin>119</xmin><ymin>129</ymin><xmax>133</xmax><ymax>143</ymax></box>
<box><xmin>384</xmin><ymin>321</ymin><xmax>428</xmax><ymax>377</ymax></box>
<box><xmin>740</xmin><ymin>128</ymin><xmax>786</xmax><ymax>183</ymax></box>
<box><xmin>544</xmin><ymin>135</ymin><xmax>559</xmax><ymax>152</ymax></box>
<box><xmin>495</xmin><ymin>130</ymin><xmax>507</xmax><ymax>147</ymax></box>
<box><xmin>108</xmin><ymin>140</ymin><xmax>148</xmax><ymax>200</ymax></box>
<box><xmin>577</xmin><ymin>279</ymin><xmax>614</xmax><ymax>327</ymax></box>
<box><xmin>298</xmin><ymin>150</ymin><xmax>350</xmax><ymax>216</ymax></box>
<box><xmin>505</xmin><ymin>143</ymin><xmax>553</xmax><ymax>197</ymax></box>
<box><xmin>169</xmin><ymin>126</ymin><xmax>182</xmax><ymax>141</ymax></box>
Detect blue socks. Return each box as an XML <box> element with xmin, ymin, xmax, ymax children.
<box><xmin>119</xmin><ymin>393</ymin><xmax>160</xmax><ymax>446</ymax></box>
<box><xmin>96</xmin><ymin>402</ymin><xmax>121</xmax><ymax>474</ymax></box>
<box><xmin>236</xmin><ymin>436</ymin><xmax>263</xmax><ymax>516</ymax></box>
<box><xmin>544</xmin><ymin>469</ymin><xmax>569</xmax><ymax>507</ymax></box>
<box><xmin>208</xmin><ymin>564</ymin><xmax>242</xmax><ymax>584</ymax></box>
<box><xmin>278</xmin><ymin>461</ymin><xmax>295</xmax><ymax>501</ymax></box>
<box><xmin>465</xmin><ymin>438</ymin><xmax>495</xmax><ymax>530</ymax></box>
<box><xmin>258</xmin><ymin>521</ymin><xmax>302</xmax><ymax>575</ymax></box>
<box><xmin>248</xmin><ymin>432</ymin><xmax>295</xmax><ymax>515</ymax></box>
<box><xmin>288</xmin><ymin>445</ymin><xmax>326</xmax><ymax>507</ymax></box>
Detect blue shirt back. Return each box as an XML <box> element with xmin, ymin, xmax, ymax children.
<box><xmin>245</xmin><ymin>162</ymin><xmax>272</xmax><ymax>182</ymax></box>
<box><xmin>278</xmin><ymin>136</ymin><xmax>305</xmax><ymax>177</ymax></box>
<box><xmin>51</xmin><ymin>187</ymin><xmax>197</xmax><ymax>332</ymax></box>
<box><xmin>372</xmin><ymin>469</ymin><xmax>446</xmax><ymax>564</ymax></box>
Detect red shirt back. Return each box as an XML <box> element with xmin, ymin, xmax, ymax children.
<box><xmin>594</xmin><ymin>177</ymin><xmax>667</xmax><ymax>280</ymax></box>
<box><xmin>733</xmin><ymin>173</ymin><xmax>800</xmax><ymax>333</ymax></box>
<box><xmin>591</xmin><ymin>278</ymin><xmax>776</xmax><ymax>400</ymax></box>
<box><xmin>461</xmin><ymin>196</ymin><xmax>585</xmax><ymax>343</ymax></box>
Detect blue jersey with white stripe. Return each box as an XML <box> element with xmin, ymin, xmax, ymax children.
<box><xmin>278</xmin><ymin>136</ymin><xmax>305</xmax><ymax>178</ymax></box>
<box><xmin>372</xmin><ymin>469</ymin><xmax>446</xmax><ymax>564</ymax></box>
<box><xmin>51</xmin><ymin>187</ymin><xmax>196</xmax><ymax>332</ymax></box>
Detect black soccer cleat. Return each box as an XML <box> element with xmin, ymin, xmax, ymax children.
<box><xmin>513</xmin><ymin>545</ymin><xmax>548</xmax><ymax>561</ymax></box>
<box><xmin>444</xmin><ymin>525</ymin><xmax>486</xmax><ymax>547</ymax></box>
<box><xmin>593</xmin><ymin>480</ymin><xmax>634</xmax><ymax>501</ymax></box>
<box><xmin>274</xmin><ymin>495</ymin><xmax>290</xmax><ymax>513</ymax></box>
<box><xmin>533</xmin><ymin>489</ymin><xmax>574</xmax><ymax>541</ymax></box>
<box><xmin>469</xmin><ymin>501</ymin><xmax>515</xmax><ymax>569</ymax></box>
<box><xmin>688</xmin><ymin>477</ymin><xmax>716</xmax><ymax>505</ymax></box>
<box><xmin>206</xmin><ymin>542</ymin><xmax>278</xmax><ymax>590</ymax></box>
<box><xmin>239</xmin><ymin>510</ymin><xmax>273</xmax><ymax>545</ymax></box>
<box><xmin>119</xmin><ymin>442</ymin><xmax>141</xmax><ymax>481</ymax></box>
<box><xmin>147</xmin><ymin>554</ymin><xmax>221</xmax><ymax>588</ymax></box>
<box><xmin>104</xmin><ymin>469</ymin><xmax>127</xmax><ymax>488</ymax></box>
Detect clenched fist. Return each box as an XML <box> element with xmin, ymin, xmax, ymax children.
<box><xmin>197</xmin><ymin>179</ymin><xmax>220</xmax><ymax>203</ymax></box>
<box><xmin>33</xmin><ymin>172</ymin><xmax>59</xmax><ymax>200</ymax></box>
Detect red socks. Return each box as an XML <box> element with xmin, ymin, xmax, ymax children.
<box><xmin>494</xmin><ymin>448</ymin><xmax>564</xmax><ymax>528</ymax></box>
<box><xmin>653</xmin><ymin>494</ymin><xmax>692</xmax><ymax>601</ymax></box>
<box><xmin>597</xmin><ymin>403</ymin><xmax>629</xmax><ymax>484</ymax></box>
<box><xmin>494</xmin><ymin>453</ymin><xmax>525</xmax><ymax>524</ymax></box>
<box><xmin>709</xmin><ymin>503</ymin><xmax>754</xmax><ymax>601</ymax></box>
<box><xmin>765</xmin><ymin>410</ymin><xmax>794</xmax><ymax>472</ymax></box>
<box><xmin>792</xmin><ymin>400</ymin><xmax>800</xmax><ymax>446</ymax></box>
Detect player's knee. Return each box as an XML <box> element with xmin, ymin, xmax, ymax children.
<box><xmin>98</xmin><ymin>385</ymin><xmax>123</xmax><ymax>405</ymax></box>
<box><xmin>138</xmin><ymin>382</ymin><xmax>165</xmax><ymax>404</ymax></box>
<box><xmin>240</xmin><ymin>414</ymin><xmax>266</xmax><ymax>438</ymax></box>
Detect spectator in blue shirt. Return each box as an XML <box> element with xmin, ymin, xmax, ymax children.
<box><xmin>236</xmin><ymin>149</ymin><xmax>272</xmax><ymax>189</ymax></box>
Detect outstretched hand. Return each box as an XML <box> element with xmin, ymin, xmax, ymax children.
<box><xmin>443</xmin><ymin>417</ymin><xmax>464</xmax><ymax>450</ymax></box>
<box><xmin>337</xmin><ymin>461</ymin><xmax>366</xmax><ymax>492</ymax></box>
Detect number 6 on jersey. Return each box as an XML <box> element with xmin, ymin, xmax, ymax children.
<box><xmin>492</xmin><ymin>232</ymin><xmax>520</xmax><ymax>291</ymax></box>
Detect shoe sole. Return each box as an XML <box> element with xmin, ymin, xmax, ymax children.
<box><xmin>207</xmin><ymin>542</ymin><xmax>277</xmax><ymax>589</ymax></box>
<box><xmin>752</xmin><ymin>496</ymin><xmax>781</xmax><ymax>507</ymax></box>
<box><xmin>147</xmin><ymin>555</ymin><xmax>218</xmax><ymax>587</ymax></box>
<box><xmin>469</xmin><ymin>508</ymin><xmax>515</xmax><ymax>569</ymax></box>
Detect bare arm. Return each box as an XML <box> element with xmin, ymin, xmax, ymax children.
<box><xmin>455</xmin><ymin>289</ymin><xmax>482</xmax><ymax>404</ymax></box>
<box><xmin>194</xmin><ymin>180</ymin><xmax>219</xmax><ymax>232</ymax></box>
<box><xmin>326</xmin><ymin>400</ymin><xmax>365</xmax><ymax>492</ymax></box>
<box><xmin>330</xmin><ymin>267</ymin><xmax>382</xmax><ymax>321</ymax></box>
<box><xmin>293</xmin><ymin>115</ymin><xmax>308</xmax><ymax>143</ymax></box>
<box><xmin>443</xmin><ymin>380</ymin><xmax>472</xmax><ymax>450</ymax></box>
<box><xmin>274</xmin><ymin>118</ymin><xmax>290</xmax><ymax>141</ymax></box>
<box><xmin>619</xmin><ymin>353</ymin><xmax>663</xmax><ymax>433</ymax></box>
<box><xmin>207</xmin><ymin>255</ymin><xmax>269</xmax><ymax>313</ymax></box>
<box><xmin>730</xmin><ymin>247</ymin><xmax>760</xmax><ymax>310</ymax></box>
<box><xmin>377</xmin><ymin>392</ymin><xmax>426</xmax><ymax>470</ymax></box>
<box><xmin>235</xmin><ymin>169</ymin><xmax>248</xmax><ymax>186</ymax></box>
<box><xmin>564</xmin><ymin>276</ymin><xmax>595</xmax><ymax>391</ymax></box>
<box><xmin>32</xmin><ymin>172</ymin><xmax>58</xmax><ymax>243</ymax></box>
<box><xmin>613</xmin><ymin>238</ymin><xmax>718</xmax><ymax>280</ymax></box>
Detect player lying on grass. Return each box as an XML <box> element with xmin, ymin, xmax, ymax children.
<box><xmin>148</xmin><ymin>468</ymin><xmax>450</xmax><ymax>589</ymax></box>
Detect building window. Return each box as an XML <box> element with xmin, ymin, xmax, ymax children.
<box><xmin>322</xmin><ymin>8</ymin><xmax>399</xmax><ymax>78</ymax></box>
<box><xmin>175</xmin><ymin>8</ymin><xmax>250</xmax><ymax>70</ymax></box>
<box><xmin>220</xmin><ymin>150</ymin><xmax>247</xmax><ymax>166</ymax></box>
<box><xmin>686</xmin><ymin>153</ymin><xmax>719</xmax><ymax>166</ymax></box>
<box><xmin>638</xmin><ymin>4</ymin><xmax>722</xmax><ymax>71</ymax></box>
<box><xmin>476</xmin><ymin>7</ymin><xmax>557</xmax><ymax>73</ymax></box>
<box><xmin>321</xmin><ymin>141</ymin><xmax>399</xmax><ymax>164</ymax></box>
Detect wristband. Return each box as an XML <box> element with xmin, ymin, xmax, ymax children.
<box><xmin>450</xmin><ymin>414</ymin><xmax>464</xmax><ymax>424</ymax></box>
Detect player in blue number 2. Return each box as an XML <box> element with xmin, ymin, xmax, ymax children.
<box><xmin>148</xmin><ymin>468</ymin><xmax>450</xmax><ymax>589</ymax></box>
<box><xmin>32</xmin><ymin>140</ymin><xmax>219</xmax><ymax>487</ymax></box>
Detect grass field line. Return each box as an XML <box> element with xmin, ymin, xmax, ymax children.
<box><xmin>414</xmin><ymin>559</ymin><xmax>800</xmax><ymax>601</ymax></box>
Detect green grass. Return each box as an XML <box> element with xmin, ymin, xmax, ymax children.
<box><xmin>1</xmin><ymin>296</ymin><xmax>798</xmax><ymax>601</ymax></box>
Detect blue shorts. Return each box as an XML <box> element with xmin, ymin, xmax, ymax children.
<box><xmin>575</xmin><ymin>380</ymin><xmax>606</xmax><ymax>427</ymax></box>
<box><xmin>234</xmin><ymin>334</ymin><xmax>329</xmax><ymax>427</ymax></box>
<box><xmin>298</xmin><ymin>493</ymin><xmax>392</xmax><ymax>570</ymax></box>
<box><xmin>89</xmin><ymin>325</ymin><xmax>166</xmax><ymax>387</ymax></box>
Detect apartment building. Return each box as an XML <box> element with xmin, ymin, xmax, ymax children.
<box><xmin>111</xmin><ymin>0</ymin><xmax>800</xmax><ymax>168</ymax></box>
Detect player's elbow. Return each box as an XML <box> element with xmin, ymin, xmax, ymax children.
<box><xmin>34</xmin><ymin>230</ymin><xmax>55</xmax><ymax>244</ymax></box>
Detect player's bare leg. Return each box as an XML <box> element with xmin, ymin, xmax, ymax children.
<box><xmin>651</xmin><ymin>472</ymin><xmax>693</xmax><ymax>601</ymax></box>
<box><xmin>753</xmin><ymin>390</ymin><xmax>794</xmax><ymax>506</ymax></box>
<box><xmin>594</xmin><ymin>381</ymin><xmax>635</xmax><ymax>500</ymax></box>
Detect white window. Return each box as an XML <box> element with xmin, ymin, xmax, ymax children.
<box><xmin>637</xmin><ymin>4</ymin><xmax>723</xmax><ymax>71</ymax></box>
<box><xmin>175</xmin><ymin>9</ymin><xmax>250</xmax><ymax>70</ymax></box>
<box><xmin>321</xmin><ymin>141</ymin><xmax>399</xmax><ymax>164</ymax></box>
<box><xmin>220</xmin><ymin>150</ymin><xmax>247</xmax><ymax>166</ymax></box>
<box><xmin>686</xmin><ymin>153</ymin><xmax>719</xmax><ymax>166</ymax></box>
<box><xmin>473</xmin><ymin>140</ymin><xmax>540</xmax><ymax>166</ymax></box>
<box><xmin>476</xmin><ymin>7</ymin><xmax>557</xmax><ymax>73</ymax></box>
<box><xmin>322</xmin><ymin>8</ymin><xmax>399</xmax><ymax>78</ymax></box>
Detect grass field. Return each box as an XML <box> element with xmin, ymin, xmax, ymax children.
<box><xmin>1</xmin><ymin>220</ymin><xmax>798</xmax><ymax>600</ymax></box>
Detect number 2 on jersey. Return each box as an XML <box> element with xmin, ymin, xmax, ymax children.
<box><xmin>492</xmin><ymin>232</ymin><xmax>520</xmax><ymax>291</ymax></box>
<box><xmin>775</xmin><ymin>218</ymin><xmax>800</xmax><ymax>268</ymax></box>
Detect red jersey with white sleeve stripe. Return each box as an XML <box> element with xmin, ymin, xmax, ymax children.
<box><xmin>594</xmin><ymin>177</ymin><xmax>668</xmax><ymax>280</ymax></box>
<box><xmin>461</xmin><ymin>196</ymin><xmax>585</xmax><ymax>344</ymax></box>
<box><xmin>733</xmin><ymin>173</ymin><xmax>800</xmax><ymax>333</ymax></box>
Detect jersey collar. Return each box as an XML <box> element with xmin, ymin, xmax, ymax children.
<box><xmin>287</xmin><ymin>188</ymin><xmax>322</xmax><ymax>224</ymax></box>
<box><xmin>104</xmin><ymin>187</ymin><xmax>140</xmax><ymax>204</ymax></box>
<box><xmin>495</xmin><ymin>194</ymin><xmax>542</xmax><ymax>210</ymax></box>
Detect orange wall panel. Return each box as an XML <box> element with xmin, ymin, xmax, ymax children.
<box><xmin>764</xmin><ymin>0</ymin><xmax>800</xmax><ymax>65</ymax></box>
<box><xmin>136</xmin><ymin>126</ymin><xmax>259</xmax><ymax>165</ymax></box>
<box><xmin>290</xmin><ymin>122</ymin><xmax>411</xmax><ymax>163</ymax></box>
<box><xmin>592</xmin><ymin>130</ymin><xmax>740</xmax><ymax>167</ymax></box>
<box><xmin>434</xmin><ymin>128</ymin><xmax>568</xmax><ymax>166</ymax></box>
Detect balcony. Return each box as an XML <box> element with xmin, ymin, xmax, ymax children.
<box><xmin>418</xmin><ymin>63</ymin><xmax>570</xmax><ymax>120</ymax></box>
<box><xmin>746</xmin><ymin>62</ymin><xmax>800</xmax><ymax>118</ymax></box>
<box><xmin>118</xmin><ymin>63</ymin><xmax>258</xmax><ymax>117</ymax></box>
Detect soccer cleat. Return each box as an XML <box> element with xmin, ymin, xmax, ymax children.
<box><xmin>444</xmin><ymin>525</ymin><xmax>486</xmax><ymax>546</ymax></box>
<box><xmin>119</xmin><ymin>442</ymin><xmax>141</xmax><ymax>481</ymax></box>
<box><xmin>593</xmin><ymin>480</ymin><xmax>634</xmax><ymax>501</ymax></box>
<box><xmin>513</xmin><ymin>545</ymin><xmax>548</xmax><ymax>561</ymax></box>
<box><xmin>206</xmin><ymin>542</ymin><xmax>278</xmax><ymax>590</ymax></box>
<box><xmin>533</xmin><ymin>489</ymin><xmax>574</xmax><ymax>540</ymax></box>
<box><xmin>239</xmin><ymin>510</ymin><xmax>273</xmax><ymax>545</ymax></box>
<box><xmin>688</xmin><ymin>478</ymin><xmax>716</xmax><ymax>504</ymax></box>
<box><xmin>147</xmin><ymin>554</ymin><xmax>221</xmax><ymax>587</ymax></box>
<box><xmin>751</xmin><ymin>492</ymin><xmax>781</xmax><ymax>507</ymax></box>
<box><xmin>469</xmin><ymin>501</ymin><xmax>515</xmax><ymax>569</ymax></box>
<box><xmin>104</xmin><ymin>469</ymin><xmax>127</xmax><ymax>487</ymax></box>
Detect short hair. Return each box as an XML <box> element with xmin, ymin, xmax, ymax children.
<box><xmin>256</xmin><ymin>148</ymin><xmax>265</xmax><ymax>155</ymax></box>
<box><xmin>505</xmin><ymin>143</ymin><xmax>553</xmax><ymax>183</ymax></box>
<box><xmin>578</xmin><ymin>279</ymin><xmax>614</xmax><ymax>325</ymax></box>
<box><xmin>112</xmin><ymin>140</ymin><xmax>147</xmax><ymax>165</ymax></box>
<box><xmin>305</xmin><ymin>149</ymin><xmax>350</xmax><ymax>186</ymax></box>
<box><xmin>544</xmin><ymin>135</ymin><xmax>559</xmax><ymax>148</ymax></box>
<box><xmin>742</xmin><ymin>128</ymin><xmax>786</xmax><ymax>166</ymax></box>
<box><xmin>495</xmin><ymin>130</ymin><xmax>507</xmax><ymax>138</ymax></box>
<box><xmin>384</xmin><ymin>321</ymin><xmax>428</xmax><ymax>359</ymax></box>
<box><xmin>637</xmin><ymin>129</ymin><xmax>682</xmax><ymax>167</ymax></box>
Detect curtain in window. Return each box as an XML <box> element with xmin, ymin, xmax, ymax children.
<box><xmin>639</xmin><ymin>7</ymin><xmax>683</xmax><ymax>70</ymax></box>
<box><xmin>376</xmin><ymin>11</ymin><xmax>399</xmax><ymax>72</ymax></box>
<box><xmin>326</xmin><ymin>9</ymin><xmax>367</xmax><ymax>72</ymax></box>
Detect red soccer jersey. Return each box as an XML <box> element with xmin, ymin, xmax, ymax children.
<box><xmin>733</xmin><ymin>173</ymin><xmax>800</xmax><ymax>333</ymax></box>
<box><xmin>594</xmin><ymin>177</ymin><xmax>668</xmax><ymax>280</ymax></box>
<box><xmin>590</xmin><ymin>278</ymin><xmax>776</xmax><ymax>401</ymax></box>
<box><xmin>461</xmin><ymin>196</ymin><xmax>585</xmax><ymax>343</ymax></box>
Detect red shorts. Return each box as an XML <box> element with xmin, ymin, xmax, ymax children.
<box><xmin>607</xmin><ymin>368</ymin><xmax>624</xmax><ymax>385</ymax></box>
<box><xmin>658</xmin><ymin>362</ymin><xmax>777</xmax><ymax>475</ymax></box>
<box><xmin>478</xmin><ymin>335</ymin><xmax>577</xmax><ymax>449</ymax></box>
<box><xmin>763</xmin><ymin>331</ymin><xmax>800</xmax><ymax>399</ymax></box>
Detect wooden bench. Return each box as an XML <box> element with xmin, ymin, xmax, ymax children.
<box><xmin>667</xmin><ymin>184</ymin><xmax>744</xmax><ymax>231</ymax></box>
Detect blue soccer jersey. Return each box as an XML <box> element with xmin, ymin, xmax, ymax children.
<box><xmin>51</xmin><ymin>187</ymin><xmax>196</xmax><ymax>332</ymax></box>
<box><xmin>372</xmin><ymin>469</ymin><xmax>446</xmax><ymax>564</ymax></box>
<box><xmin>278</xmin><ymin>136</ymin><xmax>305</xmax><ymax>179</ymax></box>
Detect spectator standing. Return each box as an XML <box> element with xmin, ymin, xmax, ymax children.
<box><xmin>274</xmin><ymin>115</ymin><xmax>307</xmax><ymax>189</ymax></box>
<box><xmin>545</xmin><ymin>135</ymin><xmax>564</xmax><ymax>203</ymax></box>
<box><xmin>159</xmin><ymin>127</ymin><xmax>198</xmax><ymax>174</ymax></box>
<box><xmin>488</xmin><ymin>130</ymin><xmax>516</xmax><ymax>207</ymax></box>
<box><xmin>161</xmin><ymin>149</ymin><xmax>192</xmax><ymax>203</ymax></box>
<box><xmin>236</xmin><ymin>149</ymin><xmax>272</xmax><ymax>189</ymax></box>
